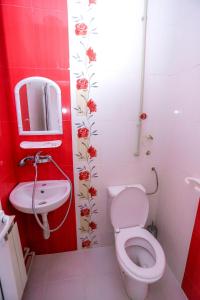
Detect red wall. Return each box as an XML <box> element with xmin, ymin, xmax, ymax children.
<box><xmin>0</xmin><ymin>0</ymin><xmax>77</xmax><ymax>254</ymax></box>
<box><xmin>182</xmin><ymin>200</ymin><xmax>200</xmax><ymax>299</ymax></box>
<box><xmin>0</xmin><ymin>6</ymin><xmax>28</xmax><ymax>248</ymax></box>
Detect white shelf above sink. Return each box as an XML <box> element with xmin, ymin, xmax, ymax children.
<box><xmin>20</xmin><ymin>140</ymin><xmax>62</xmax><ymax>149</ymax></box>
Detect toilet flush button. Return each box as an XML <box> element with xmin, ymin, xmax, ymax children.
<box><xmin>115</xmin><ymin>228</ymin><xmax>120</xmax><ymax>233</ymax></box>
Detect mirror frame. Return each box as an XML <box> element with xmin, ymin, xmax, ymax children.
<box><xmin>15</xmin><ymin>76</ymin><xmax>63</xmax><ymax>135</ymax></box>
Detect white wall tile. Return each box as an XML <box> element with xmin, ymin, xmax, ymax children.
<box><xmin>146</xmin><ymin>0</ymin><xmax>200</xmax><ymax>282</ymax></box>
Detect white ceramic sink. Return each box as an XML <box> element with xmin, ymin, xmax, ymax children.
<box><xmin>9</xmin><ymin>180</ymin><xmax>70</xmax><ymax>214</ymax></box>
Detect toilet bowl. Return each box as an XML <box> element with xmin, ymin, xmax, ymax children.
<box><xmin>108</xmin><ymin>185</ymin><xmax>166</xmax><ymax>300</ymax></box>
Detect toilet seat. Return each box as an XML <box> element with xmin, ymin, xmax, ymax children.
<box><xmin>115</xmin><ymin>226</ymin><xmax>166</xmax><ymax>283</ymax></box>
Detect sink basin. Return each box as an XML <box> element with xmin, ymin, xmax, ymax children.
<box><xmin>9</xmin><ymin>180</ymin><xmax>70</xmax><ymax>214</ymax></box>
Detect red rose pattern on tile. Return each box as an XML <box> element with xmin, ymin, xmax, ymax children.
<box><xmin>72</xmin><ymin>0</ymin><xmax>98</xmax><ymax>248</ymax></box>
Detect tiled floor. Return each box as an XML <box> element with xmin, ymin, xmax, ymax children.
<box><xmin>22</xmin><ymin>246</ymin><xmax>183</xmax><ymax>300</ymax></box>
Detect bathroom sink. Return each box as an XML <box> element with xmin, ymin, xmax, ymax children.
<box><xmin>9</xmin><ymin>180</ymin><xmax>71</xmax><ymax>214</ymax></box>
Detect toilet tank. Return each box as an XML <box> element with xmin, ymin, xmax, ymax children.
<box><xmin>108</xmin><ymin>184</ymin><xmax>146</xmax><ymax>199</ymax></box>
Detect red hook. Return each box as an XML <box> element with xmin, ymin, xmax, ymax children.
<box><xmin>140</xmin><ymin>113</ymin><xmax>147</xmax><ymax>120</ymax></box>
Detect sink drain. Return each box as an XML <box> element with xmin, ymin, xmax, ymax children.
<box><xmin>38</xmin><ymin>201</ymin><xmax>47</xmax><ymax>206</ymax></box>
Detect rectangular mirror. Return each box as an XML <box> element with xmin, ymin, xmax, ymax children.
<box><xmin>15</xmin><ymin>77</ymin><xmax>63</xmax><ymax>135</ymax></box>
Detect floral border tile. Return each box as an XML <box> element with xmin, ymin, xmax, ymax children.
<box><xmin>69</xmin><ymin>0</ymin><xmax>99</xmax><ymax>248</ymax></box>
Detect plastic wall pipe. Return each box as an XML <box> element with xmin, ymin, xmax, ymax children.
<box><xmin>134</xmin><ymin>0</ymin><xmax>148</xmax><ymax>156</ymax></box>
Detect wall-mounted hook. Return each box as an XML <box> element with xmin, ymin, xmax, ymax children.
<box><xmin>146</xmin><ymin>134</ymin><xmax>154</xmax><ymax>140</ymax></box>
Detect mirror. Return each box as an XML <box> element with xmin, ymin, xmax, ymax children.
<box><xmin>15</xmin><ymin>77</ymin><xmax>63</xmax><ymax>135</ymax></box>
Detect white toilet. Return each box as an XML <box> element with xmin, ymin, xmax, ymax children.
<box><xmin>108</xmin><ymin>184</ymin><xmax>166</xmax><ymax>300</ymax></box>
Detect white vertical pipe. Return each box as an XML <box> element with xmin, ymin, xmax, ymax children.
<box><xmin>134</xmin><ymin>0</ymin><xmax>148</xmax><ymax>156</ymax></box>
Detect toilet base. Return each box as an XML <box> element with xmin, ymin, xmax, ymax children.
<box><xmin>121</xmin><ymin>270</ymin><xmax>149</xmax><ymax>300</ymax></box>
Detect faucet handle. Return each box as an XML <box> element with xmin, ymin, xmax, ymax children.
<box><xmin>35</xmin><ymin>153</ymin><xmax>51</xmax><ymax>164</ymax></box>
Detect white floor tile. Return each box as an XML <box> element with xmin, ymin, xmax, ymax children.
<box><xmin>159</xmin><ymin>264</ymin><xmax>187</xmax><ymax>300</ymax></box>
<box><xmin>23</xmin><ymin>246</ymin><xmax>185</xmax><ymax>300</ymax></box>
<box><xmin>85</xmin><ymin>273</ymin><xmax>129</xmax><ymax>300</ymax></box>
<box><xmin>27</xmin><ymin>254</ymin><xmax>50</xmax><ymax>284</ymax></box>
<box><xmin>44</xmin><ymin>277</ymin><xmax>87</xmax><ymax>300</ymax></box>
<box><xmin>84</xmin><ymin>246</ymin><xmax>120</xmax><ymax>275</ymax></box>
<box><xmin>23</xmin><ymin>282</ymin><xmax>45</xmax><ymax>300</ymax></box>
<box><xmin>46</xmin><ymin>250</ymin><xmax>87</xmax><ymax>281</ymax></box>
<box><xmin>147</xmin><ymin>282</ymin><xmax>166</xmax><ymax>300</ymax></box>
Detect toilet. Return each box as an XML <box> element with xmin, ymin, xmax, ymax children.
<box><xmin>108</xmin><ymin>184</ymin><xmax>166</xmax><ymax>300</ymax></box>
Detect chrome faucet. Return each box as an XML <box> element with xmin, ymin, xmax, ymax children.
<box><xmin>18</xmin><ymin>152</ymin><xmax>52</xmax><ymax>167</ymax></box>
<box><xmin>35</xmin><ymin>153</ymin><xmax>52</xmax><ymax>164</ymax></box>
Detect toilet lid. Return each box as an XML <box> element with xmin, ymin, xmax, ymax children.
<box><xmin>111</xmin><ymin>187</ymin><xmax>149</xmax><ymax>230</ymax></box>
<box><xmin>115</xmin><ymin>227</ymin><xmax>166</xmax><ymax>282</ymax></box>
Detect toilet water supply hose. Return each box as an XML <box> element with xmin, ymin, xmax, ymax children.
<box><xmin>31</xmin><ymin>155</ymin><xmax>72</xmax><ymax>233</ymax></box>
<box><xmin>146</xmin><ymin>167</ymin><xmax>159</xmax><ymax>196</ymax></box>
